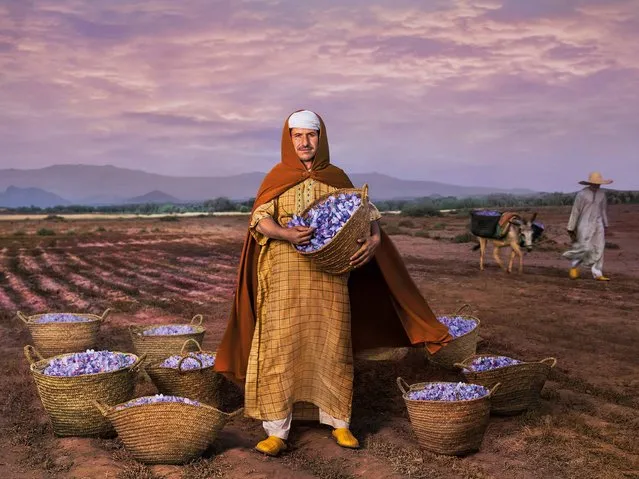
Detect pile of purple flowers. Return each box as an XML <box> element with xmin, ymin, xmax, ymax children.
<box><xmin>160</xmin><ymin>352</ymin><xmax>216</xmax><ymax>370</ymax></box>
<box><xmin>437</xmin><ymin>315</ymin><xmax>477</xmax><ymax>338</ymax></box>
<box><xmin>114</xmin><ymin>394</ymin><xmax>201</xmax><ymax>411</ymax></box>
<box><xmin>288</xmin><ymin>192</ymin><xmax>362</xmax><ymax>253</ymax></box>
<box><xmin>42</xmin><ymin>350</ymin><xmax>136</xmax><ymax>376</ymax></box>
<box><xmin>34</xmin><ymin>313</ymin><xmax>93</xmax><ymax>324</ymax></box>
<box><xmin>474</xmin><ymin>210</ymin><xmax>501</xmax><ymax>217</ymax></box>
<box><xmin>465</xmin><ymin>355</ymin><xmax>521</xmax><ymax>372</ymax></box>
<box><xmin>142</xmin><ymin>325</ymin><xmax>197</xmax><ymax>336</ymax></box>
<box><xmin>408</xmin><ymin>382</ymin><xmax>489</xmax><ymax>401</ymax></box>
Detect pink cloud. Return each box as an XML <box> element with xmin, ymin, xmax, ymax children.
<box><xmin>0</xmin><ymin>0</ymin><xmax>637</xmax><ymax>191</ymax></box>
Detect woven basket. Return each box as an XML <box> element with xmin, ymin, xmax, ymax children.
<box><xmin>18</xmin><ymin>308</ymin><xmax>111</xmax><ymax>358</ymax></box>
<box><xmin>293</xmin><ymin>184</ymin><xmax>371</xmax><ymax>275</ymax></box>
<box><xmin>129</xmin><ymin>314</ymin><xmax>206</xmax><ymax>364</ymax></box>
<box><xmin>145</xmin><ymin>339</ymin><xmax>222</xmax><ymax>408</ymax></box>
<box><xmin>24</xmin><ymin>345</ymin><xmax>144</xmax><ymax>437</ymax></box>
<box><xmin>427</xmin><ymin>304</ymin><xmax>480</xmax><ymax>368</ymax></box>
<box><xmin>456</xmin><ymin>355</ymin><xmax>557</xmax><ymax>415</ymax></box>
<box><xmin>95</xmin><ymin>399</ymin><xmax>243</xmax><ymax>464</ymax></box>
<box><xmin>397</xmin><ymin>377</ymin><xmax>499</xmax><ymax>456</ymax></box>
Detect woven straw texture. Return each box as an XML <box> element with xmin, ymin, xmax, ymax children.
<box><xmin>24</xmin><ymin>345</ymin><xmax>143</xmax><ymax>437</ymax></box>
<box><xmin>397</xmin><ymin>377</ymin><xmax>499</xmax><ymax>456</ymax></box>
<box><xmin>295</xmin><ymin>184</ymin><xmax>371</xmax><ymax>275</ymax></box>
<box><xmin>95</xmin><ymin>400</ymin><xmax>243</xmax><ymax>464</ymax></box>
<box><xmin>457</xmin><ymin>355</ymin><xmax>557</xmax><ymax>415</ymax></box>
<box><xmin>18</xmin><ymin>309</ymin><xmax>111</xmax><ymax>358</ymax></box>
<box><xmin>427</xmin><ymin>305</ymin><xmax>480</xmax><ymax>368</ymax></box>
<box><xmin>129</xmin><ymin>314</ymin><xmax>205</xmax><ymax>364</ymax></box>
<box><xmin>145</xmin><ymin>339</ymin><xmax>222</xmax><ymax>408</ymax></box>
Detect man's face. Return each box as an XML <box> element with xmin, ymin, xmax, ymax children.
<box><xmin>291</xmin><ymin>128</ymin><xmax>319</xmax><ymax>162</ymax></box>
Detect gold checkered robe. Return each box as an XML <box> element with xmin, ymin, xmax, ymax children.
<box><xmin>245</xmin><ymin>178</ymin><xmax>381</xmax><ymax>421</ymax></box>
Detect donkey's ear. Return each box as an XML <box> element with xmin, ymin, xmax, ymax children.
<box><xmin>510</xmin><ymin>218</ymin><xmax>522</xmax><ymax>225</ymax></box>
<box><xmin>531</xmin><ymin>212</ymin><xmax>538</xmax><ymax>223</ymax></box>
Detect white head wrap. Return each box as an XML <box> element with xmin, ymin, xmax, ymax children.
<box><xmin>288</xmin><ymin>110</ymin><xmax>320</xmax><ymax>131</ymax></box>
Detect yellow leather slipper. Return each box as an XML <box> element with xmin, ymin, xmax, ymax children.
<box><xmin>332</xmin><ymin>428</ymin><xmax>360</xmax><ymax>449</ymax></box>
<box><xmin>255</xmin><ymin>436</ymin><xmax>287</xmax><ymax>456</ymax></box>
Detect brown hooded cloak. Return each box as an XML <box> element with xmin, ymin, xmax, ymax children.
<box><xmin>214</xmin><ymin>111</ymin><xmax>451</xmax><ymax>384</ymax></box>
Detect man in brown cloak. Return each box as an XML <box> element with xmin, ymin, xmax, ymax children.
<box><xmin>214</xmin><ymin>110</ymin><xmax>451</xmax><ymax>456</ymax></box>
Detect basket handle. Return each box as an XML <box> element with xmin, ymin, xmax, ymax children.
<box><xmin>361</xmin><ymin>184</ymin><xmax>369</xmax><ymax>206</ymax></box>
<box><xmin>180</xmin><ymin>338</ymin><xmax>203</xmax><ymax>355</ymax></box>
<box><xmin>24</xmin><ymin>345</ymin><xmax>44</xmax><ymax>365</ymax></box>
<box><xmin>129</xmin><ymin>354</ymin><xmax>146</xmax><ymax>372</ymax></box>
<box><xmin>178</xmin><ymin>354</ymin><xmax>203</xmax><ymax>373</ymax></box>
<box><xmin>226</xmin><ymin>407</ymin><xmax>244</xmax><ymax>419</ymax></box>
<box><xmin>453</xmin><ymin>362</ymin><xmax>468</xmax><ymax>370</ymax></box>
<box><xmin>190</xmin><ymin>314</ymin><xmax>204</xmax><ymax>326</ymax></box>
<box><xmin>396</xmin><ymin>377</ymin><xmax>410</xmax><ymax>395</ymax></box>
<box><xmin>100</xmin><ymin>308</ymin><xmax>112</xmax><ymax>322</ymax></box>
<box><xmin>455</xmin><ymin>304</ymin><xmax>473</xmax><ymax>316</ymax></box>
<box><xmin>488</xmin><ymin>382</ymin><xmax>502</xmax><ymax>397</ymax></box>
<box><xmin>540</xmin><ymin>357</ymin><xmax>557</xmax><ymax>368</ymax></box>
<box><xmin>93</xmin><ymin>400</ymin><xmax>112</xmax><ymax>417</ymax></box>
<box><xmin>17</xmin><ymin>311</ymin><xmax>30</xmax><ymax>324</ymax></box>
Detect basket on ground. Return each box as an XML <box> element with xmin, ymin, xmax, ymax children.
<box><xmin>456</xmin><ymin>355</ymin><xmax>557</xmax><ymax>415</ymax></box>
<box><xmin>24</xmin><ymin>345</ymin><xmax>143</xmax><ymax>437</ymax></box>
<box><xmin>294</xmin><ymin>184</ymin><xmax>370</xmax><ymax>275</ymax></box>
<box><xmin>18</xmin><ymin>308</ymin><xmax>111</xmax><ymax>358</ymax></box>
<box><xmin>397</xmin><ymin>377</ymin><xmax>499</xmax><ymax>456</ymax></box>
<box><xmin>94</xmin><ymin>398</ymin><xmax>243</xmax><ymax>464</ymax></box>
<box><xmin>145</xmin><ymin>339</ymin><xmax>222</xmax><ymax>407</ymax></box>
<box><xmin>129</xmin><ymin>314</ymin><xmax>205</xmax><ymax>363</ymax></box>
<box><xmin>427</xmin><ymin>304</ymin><xmax>480</xmax><ymax>368</ymax></box>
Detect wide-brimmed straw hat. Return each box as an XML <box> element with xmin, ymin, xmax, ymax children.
<box><xmin>579</xmin><ymin>171</ymin><xmax>613</xmax><ymax>185</ymax></box>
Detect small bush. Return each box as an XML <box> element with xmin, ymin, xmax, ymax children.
<box><xmin>44</xmin><ymin>214</ymin><xmax>65</xmax><ymax>222</ymax></box>
<box><xmin>159</xmin><ymin>215</ymin><xmax>179</xmax><ymax>222</ymax></box>
<box><xmin>452</xmin><ymin>232</ymin><xmax>474</xmax><ymax>243</ymax></box>
<box><xmin>12</xmin><ymin>230</ymin><xmax>26</xmax><ymax>236</ymax></box>
<box><xmin>432</xmin><ymin>222</ymin><xmax>446</xmax><ymax>230</ymax></box>
<box><xmin>95</xmin><ymin>226</ymin><xmax>107</xmax><ymax>232</ymax></box>
<box><xmin>398</xmin><ymin>219</ymin><xmax>416</xmax><ymax>228</ymax></box>
<box><xmin>413</xmin><ymin>230</ymin><xmax>430</xmax><ymax>238</ymax></box>
<box><xmin>139</xmin><ymin>228</ymin><xmax>148</xmax><ymax>233</ymax></box>
<box><xmin>384</xmin><ymin>224</ymin><xmax>402</xmax><ymax>236</ymax></box>
<box><xmin>65</xmin><ymin>230</ymin><xmax>76</xmax><ymax>236</ymax></box>
<box><xmin>605</xmin><ymin>242</ymin><xmax>620</xmax><ymax>250</ymax></box>
<box><xmin>36</xmin><ymin>228</ymin><xmax>55</xmax><ymax>236</ymax></box>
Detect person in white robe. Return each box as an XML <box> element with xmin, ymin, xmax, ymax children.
<box><xmin>563</xmin><ymin>172</ymin><xmax>612</xmax><ymax>281</ymax></box>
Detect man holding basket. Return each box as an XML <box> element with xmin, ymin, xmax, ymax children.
<box><xmin>215</xmin><ymin>110</ymin><xmax>451</xmax><ymax>456</ymax></box>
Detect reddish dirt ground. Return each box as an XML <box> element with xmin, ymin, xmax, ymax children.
<box><xmin>0</xmin><ymin>206</ymin><xmax>637</xmax><ymax>479</ymax></box>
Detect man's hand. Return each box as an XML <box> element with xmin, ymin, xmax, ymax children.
<box><xmin>285</xmin><ymin>226</ymin><xmax>315</xmax><ymax>245</ymax></box>
<box><xmin>350</xmin><ymin>233</ymin><xmax>381</xmax><ymax>268</ymax></box>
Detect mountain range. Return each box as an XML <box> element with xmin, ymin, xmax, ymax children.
<box><xmin>0</xmin><ymin>164</ymin><xmax>537</xmax><ymax>208</ymax></box>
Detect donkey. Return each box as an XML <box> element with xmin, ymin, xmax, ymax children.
<box><xmin>472</xmin><ymin>213</ymin><xmax>537</xmax><ymax>274</ymax></box>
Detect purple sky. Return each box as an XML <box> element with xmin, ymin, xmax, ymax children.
<box><xmin>1</xmin><ymin>0</ymin><xmax>638</xmax><ymax>192</ymax></box>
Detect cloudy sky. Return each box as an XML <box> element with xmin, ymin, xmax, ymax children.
<box><xmin>1</xmin><ymin>0</ymin><xmax>637</xmax><ymax>191</ymax></box>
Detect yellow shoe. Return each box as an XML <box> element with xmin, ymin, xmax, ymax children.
<box><xmin>569</xmin><ymin>268</ymin><xmax>580</xmax><ymax>280</ymax></box>
<box><xmin>331</xmin><ymin>428</ymin><xmax>360</xmax><ymax>449</ymax></box>
<box><xmin>596</xmin><ymin>276</ymin><xmax>610</xmax><ymax>281</ymax></box>
<box><xmin>255</xmin><ymin>436</ymin><xmax>287</xmax><ymax>456</ymax></box>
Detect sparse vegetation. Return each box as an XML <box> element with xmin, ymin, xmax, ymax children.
<box><xmin>36</xmin><ymin>228</ymin><xmax>55</xmax><ymax>236</ymax></box>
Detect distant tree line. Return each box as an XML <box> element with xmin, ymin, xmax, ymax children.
<box><xmin>1</xmin><ymin>190</ymin><xmax>638</xmax><ymax>216</ymax></box>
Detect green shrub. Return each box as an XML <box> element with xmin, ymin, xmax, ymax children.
<box><xmin>37</xmin><ymin>228</ymin><xmax>55</xmax><ymax>236</ymax></box>
<box><xmin>452</xmin><ymin>233</ymin><xmax>474</xmax><ymax>243</ymax></box>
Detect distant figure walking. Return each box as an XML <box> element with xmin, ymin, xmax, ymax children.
<box><xmin>563</xmin><ymin>172</ymin><xmax>612</xmax><ymax>281</ymax></box>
